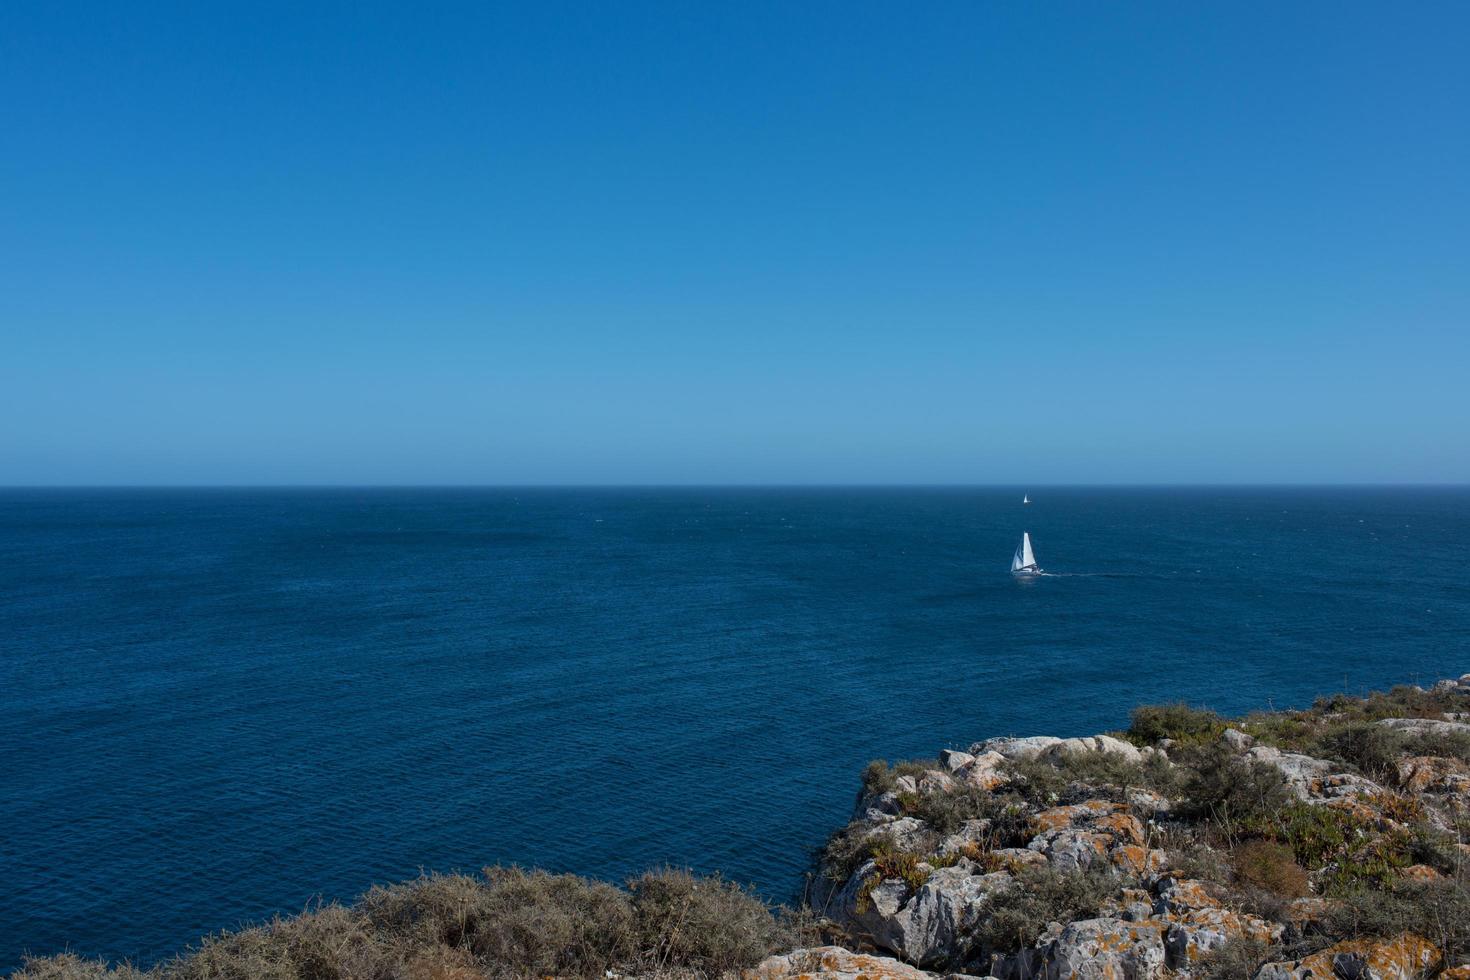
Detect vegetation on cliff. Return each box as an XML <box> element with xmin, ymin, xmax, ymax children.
<box><xmin>812</xmin><ymin>678</ymin><xmax>1470</xmax><ymax>977</ymax></box>
<box><xmin>16</xmin><ymin>867</ymin><xmax>801</xmax><ymax>980</ymax></box>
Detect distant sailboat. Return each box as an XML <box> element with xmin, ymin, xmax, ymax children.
<box><xmin>1011</xmin><ymin>532</ymin><xmax>1041</xmax><ymax>576</ymax></box>
<box><xmin>1023</xmin><ymin>494</ymin><xmax>1031</xmax><ymax>504</ymax></box>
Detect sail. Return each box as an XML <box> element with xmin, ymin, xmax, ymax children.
<box><xmin>1023</xmin><ymin>494</ymin><xmax>1029</xmax><ymax>504</ymax></box>
<box><xmin>1012</xmin><ymin>532</ymin><xmax>1037</xmax><ymax>571</ymax></box>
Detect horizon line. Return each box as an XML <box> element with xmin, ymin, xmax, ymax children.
<box><xmin>2</xmin><ymin>482</ymin><xmax>1468</xmax><ymax>491</ymax></box>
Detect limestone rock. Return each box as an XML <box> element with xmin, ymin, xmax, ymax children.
<box><xmin>1222</xmin><ymin>728</ymin><xmax>1256</xmax><ymax>751</ymax></box>
<box><xmin>955</xmin><ymin>750</ymin><xmax>1011</xmax><ymax>790</ymax></box>
<box><xmin>1255</xmin><ymin>934</ymin><xmax>1439</xmax><ymax>980</ymax></box>
<box><xmin>941</xmin><ymin>749</ymin><xmax>977</xmax><ymax>773</ymax></box>
<box><xmin>1040</xmin><ymin>735</ymin><xmax>1145</xmax><ymax>764</ymax></box>
<box><xmin>1397</xmin><ymin>755</ymin><xmax>1470</xmax><ymax>796</ymax></box>
<box><xmin>1152</xmin><ymin>877</ymin><xmax>1222</xmax><ymax>914</ymax></box>
<box><xmin>747</xmin><ymin>946</ymin><xmax>942</xmax><ymax>979</ymax></box>
<box><xmin>1159</xmin><ymin>907</ymin><xmax>1283</xmax><ymax>968</ymax></box>
<box><xmin>1377</xmin><ymin>717</ymin><xmax>1470</xmax><ymax>737</ymax></box>
<box><xmin>833</xmin><ymin>862</ymin><xmax>1012</xmax><ymax>968</ymax></box>
<box><xmin>1247</xmin><ymin>745</ymin><xmax>1384</xmax><ymax>801</ymax></box>
<box><xmin>970</xmin><ymin>735</ymin><xmax>1064</xmax><ymax>760</ymax></box>
<box><xmin>1035</xmin><ymin>918</ymin><xmax>1169</xmax><ymax>980</ymax></box>
<box><xmin>1028</xmin><ymin>828</ymin><xmax>1111</xmax><ymax>872</ymax></box>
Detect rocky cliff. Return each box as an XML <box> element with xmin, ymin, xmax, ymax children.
<box><xmin>756</xmin><ymin>675</ymin><xmax>1470</xmax><ymax>980</ymax></box>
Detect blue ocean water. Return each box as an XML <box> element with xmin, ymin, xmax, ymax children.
<box><xmin>3</xmin><ymin>487</ymin><xmax>1468</xmax><ymax>968</ymax></box>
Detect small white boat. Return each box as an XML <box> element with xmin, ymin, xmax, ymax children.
<box><xmin>1023</xmin><ymin>494</ymin><xmax>1031</xmax><ymax>504</ymax></box>
<box><xmin>1011</xmin><ymin>532</ymin><xmax>1041</xmax><ymax>576</ymax></box>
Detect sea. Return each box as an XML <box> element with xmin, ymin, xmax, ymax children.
<box><xmin>3</xmin><ymin>486</ymin><xmax>1468</xmax><ymax>969</ymax></box>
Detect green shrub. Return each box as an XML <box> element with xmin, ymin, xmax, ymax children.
<box><xmin>817</xmin><ymin>821</ymin><xmax>883</xmax><ymax>885</ymax></box>
<box><xmin>859</xmin><ymin>758</ymin><xmax>937</xmax><ymax>797</ymax></box>
<box><xmin>1005</xmin><ymin>751</ymin><xmax>1179</xmax><ymax>807</ymax></box>
<box><xmin>1313</xmin><ymin>723</ymin><xmax>1406</xmax><ymax>781</ymax></box>
<box><xmin>901</xmin><ymin>785</ymin><xmax>1032</xmax><ymax>842</ymax></box>
<box><xmin>974</xmin><ymin>866</ymin><xmax>1118</xmax><ymax>957</ymax></box>
<box><xmin>1176</xmin><ymin>744</ymin><xmax>1294</xmax><ymax>825</ymax></box>
<box><xmin>1128</xmin><ymin>703</ymin><xmax>1225</xmax><ymax>746</ymax></box>
<box><xmin>1404</xmin><ymin>728</ymin><xmax>1470</xmax><ymax>763</ymax></box>
<box><xmin>1244</xmin><ymin>802</ymin><xmax>1363</xmax><ymax>871</ymax></box>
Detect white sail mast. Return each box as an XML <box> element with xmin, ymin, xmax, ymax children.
<box><xmin>1012</xmin><ymin>532</ymin><xmax>1038</xmax><ymax>573</ymax></box>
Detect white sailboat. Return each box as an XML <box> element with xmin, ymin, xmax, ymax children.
<box><xmin>1023</xmin><ymin>494</ymin><xmax>1030</xmax><ymax>504</ymax></box>
<box><xmin>1011</xmin><ymin>532</ymin><xmax>1041</xmax><ymax>576</ymax></box>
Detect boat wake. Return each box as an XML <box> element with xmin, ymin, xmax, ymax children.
<box><xmin>1030</xmin><ymin>571</ymin><xmax>1141</xmax><ymax>578</ymax></box>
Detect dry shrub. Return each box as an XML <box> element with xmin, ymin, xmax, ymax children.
<box><xmin>1233</xmin><ymin>840</ymin><xmax>1310</xmax><ymax>898</ymax></box>
<box><xmin>165</xmin><ymin>904</ymin><xmax>374</xmax><ymax>980</ymax></box>
<box><xmin>467</xmin><ymin>867</ymin><xmax>635</xmax><ymax>978</ymax></box>
<box><xmin>629</xmin><ymin>867</ymin><xmax>788</xmax><ymax>977</ymax></box>
<box><xmin>358</xmin><ymin>873</ymin><xmax>488</xmax><ymax>949</ymax></box>
<box><xmin>13</xmin><ymin>955</ymin><xmax>151</xmax><ymax>980</ymax></box>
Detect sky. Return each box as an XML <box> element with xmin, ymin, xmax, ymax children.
<box><xmin>2</xmin><ymin>2</ymin><xmax>1467</xmax><ymax>485</ymax></box>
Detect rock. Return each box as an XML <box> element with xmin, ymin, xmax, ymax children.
<box><xmin>956</xmin><ymin>750</ymin><xmax>1011</xmax><ymax>790</ymax></box>
<box><xmin>1248</xmin><ymin>746</ymin><xmax>1333</xmax><ymax>799</ymax></box>
<box><xmin>1031</xmin><ymin>800</ymin><xmax>1126</xmax><ymax>833</ymax></box>
<box><xmin>1433</xmin><ymin>679</ymin><xmax>1460</xmax><ymax>693</ymax></box>
<box><xmin>1096</xmin><ymin>811</ymin><xmax>1146</xmax><ymax>846</ymax></box>
<box><xmin>865</xmin><ymin>791</ymin><xmax>906</xmax><ymax>819</ymax></box>
<box><xmin>1401</xmin><ymin>863</ymin><xmax>1443</xmax><ymax>882</ymax></box>
<box><xmin>833</xmin><ymin>863</ymin><xmax>1013</xmax><ymax>968</ymax></box>
<box><xmin>971</xmin><ymin>735</ymin><xmax>1064</xmax><ymax>760</ymax></box>
<box><xmin>1101</xmin><ymin>887</ymin><xmax>1155</xmax><ymax>923</ymax></box>
<box><xmin>1040</xmin><ymin>735</ymin><xmax>1145</xmax><ymax>764</ymax></box>
<box><xmin>1127</xmin><ymin>787</ymin><xmax>1173</xmax><ymax>814</ymax></box>
<box><xmin>1152</xmin><ymin>877</ymin><xmax>1222</xmax><ymax>913</ymax></box>
<box><xmin>1397</xmin><ymin>755</ymin><xmax>1470</xmax><ymax>795</ymax></box>
<box><xmin>1280</xmin><ymin>896</ymin><xmax>1332</xmax><ymax>935</ymax></box>
<box><xmin>1378</xmin><ymin>717</ymin><xmax>1470</xmax><ymax>737</ymax></box>
<box><xmin>1028</xmin><ymin>828</ymin><xmax>1111</xmax><ymax>872</ymax></box>
<box><xmin>1248</xmin><ymin>745</ymin><xmax>1385</xmax><ymax>801</ymax></box>
<box><xmin>747</xmin><ymin>946</ymin><xmax>942</xmax><ymax>979</ymax></box>
<box><xmin>1222</xmin><ymin>728</ymin><xmax>1255</xmax><ymax>751</ymax></box>
<box><xmin>1110</xmin><ymin>844</ymin><xmax>1166</xmax><ymax>875</ymax></box>
<box><xmin>1255</xmin><ymin>934</ymin><xmax>1439</xmax><ymax>980</ymax></box>
<box><xmin>919</xmin><ymin>770</ymin><xmax>958</xmax><ymax>794</ymax></box>
<box><xmin>1035</xmin><ymin>918</ymin><xmax>1169</xmax><ymax>980</ymax></box>
<box><xmin>941</xmin><ymin>749</ymin><xmax>977</xmax><ymax>773</ymax></box>
<box><xmin>1158</xmin><ymin>907</ymin><xmax>1283</xmax><ymax>968</ymax></box>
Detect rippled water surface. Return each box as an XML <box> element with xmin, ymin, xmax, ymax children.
<box><xmin>4</xmin><ymin>487</ymin><xmax>1469</xmax><ymax>968</ymax></box>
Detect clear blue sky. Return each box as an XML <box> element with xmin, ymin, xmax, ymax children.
<box><xmin>2</xmin><ymin>2</ymin><xmax>1466</xmax><ymax>484</ymax></box>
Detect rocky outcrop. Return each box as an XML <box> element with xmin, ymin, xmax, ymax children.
<box><xmin>832</xmin><ymin>862</ymin><xmax>1012</xmax><ymax>967</ymax></box>
<box><xmin>747</xmin><ymin>946</ymin><xmax>978</xmax><ymax>979</ymax></box>
<box><xmin>1255</xmin><ymin>934</ymin><xmax>1439</xmax><ymax>980</ymax></box>
<box><xmin>1034</xmin><ymin>918</ymin><xmax>1168</xmax><ymax>980</ymax></box>
<box><xmin>813</xmin><ymin>674</ymin><xmax>1470</xmax><ymax>980</ymax></box>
